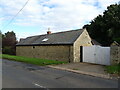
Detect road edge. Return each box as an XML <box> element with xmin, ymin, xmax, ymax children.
<box><xmin>47</xmin><ymin>65</ymin><xmax>116</xmax><ymax>80</ymax></box>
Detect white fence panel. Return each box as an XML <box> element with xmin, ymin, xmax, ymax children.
<box><xmin>83</xmin><ymin>45</ymin><xmax>110</xmax><ymax>65</ymax></box>
<box><xmin>83</xmin><ymin>46</ymin><xmax>95</xmax><ymax>63</ymax></box>
<box><xmin>98</xmin><ymin>47</ymin><xmax>110</xmax><ymax>65</ymax></box>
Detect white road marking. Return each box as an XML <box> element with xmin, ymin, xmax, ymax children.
<box><xmin>33</xmin><ymin>83</ymin><xmax>49</xmax><ymax>90</ymax></box>
<box><xmin>34</xmin><ymin>83</ymin><xmax>45</xmax><ymax>88</ymax></box>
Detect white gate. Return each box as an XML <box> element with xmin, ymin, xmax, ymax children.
<box><xmin>83</xmin><ymin>45</ymin><xmax>110</xmax><ymax>65</ymax></box>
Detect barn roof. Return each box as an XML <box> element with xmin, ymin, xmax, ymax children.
<box><xmin>16</xmin><ymin>29</ymin><xmax>84</xmax><ymax>46</ymax></box>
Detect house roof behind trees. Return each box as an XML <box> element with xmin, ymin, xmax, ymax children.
<box><xmin>16</xmin><ymin>29</ymin><xmax>84</xmax><ymax>46</ymax></box>
<box><xmin>91</xmin><ymin>39</ymin><xmax>101</xmax><ymax>45</ymax></box>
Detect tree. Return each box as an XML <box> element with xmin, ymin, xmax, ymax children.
<box><xmin>0</xmin><ymin>31</ymin><xmax>2</xmax><ymax>54</ymax></box>
<box><xmin>83</xmin><ymin>4</ymin><xmax>120</xmax><ymax>46</ymax></box>
<box><xmin>0</xmin><ymin>31</ymin><xmax>2</xmax><ymax>44</ymax></box>
<box><xmin>2</xmin><ymin>31</ymin><xmax>17</xmax><ymax>55</ymax></box>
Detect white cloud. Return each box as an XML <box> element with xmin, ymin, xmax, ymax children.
<box><xmin>0</xmin><ymin>0</ymin><xmax>120</xmax><ymax>38</ymax></box>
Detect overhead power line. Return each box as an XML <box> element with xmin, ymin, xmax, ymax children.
<box><xmin>2</xmin><ymin>0</ymin><xmax>30</xmax><ymax>30</ymax></box>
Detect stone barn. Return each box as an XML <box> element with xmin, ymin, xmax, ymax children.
<box><xmin>16</xmin><ymin>29</ymin><xmax>92</xmax><ymax>62</ymax></box>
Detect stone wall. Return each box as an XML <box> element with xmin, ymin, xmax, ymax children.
<box><xmin>16</xmin><ymin>45</ymin><xmax>73</xmax><ymax>62</ymax></box>
<box><xmin>73</xmin><ymin>29</ymin><xmax>92</xmax><ymax>62</ymax></box>
<box><xmin>110</xmin><ymin>46</ymin><xmax>120</xmax><ymax>65</ymax></box>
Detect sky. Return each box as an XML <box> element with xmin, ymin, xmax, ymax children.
<box><xmin>0</xmin><ymin>0</ymin><xmax>120</xmax><ymax>40</ymax></box>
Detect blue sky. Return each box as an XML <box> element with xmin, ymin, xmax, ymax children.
<box><xmin>0</xmin><ymin>0</ymin><xmax>119</xmax><ymax>40</ymax></box>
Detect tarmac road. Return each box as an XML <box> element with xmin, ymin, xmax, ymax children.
<box><xmin>2</xmin><ymin>59</ymin><xmax>118</xmax><ymax>88</ymax></box>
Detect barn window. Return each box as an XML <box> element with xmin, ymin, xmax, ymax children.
<box><xmin>33</xmin><ymin>46</ymin><xmax>35</xmax><ymax>49</ymax></box>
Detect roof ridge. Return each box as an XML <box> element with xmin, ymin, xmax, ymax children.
<box><xmin>51</xmin><ymin>29</ymin><xmax>83</xmax><ymax>34</ymax></box>
<box><xmin>27</xmin><ymin>29</ymin><xmax>83</xmax><ymax>38</ymax></box>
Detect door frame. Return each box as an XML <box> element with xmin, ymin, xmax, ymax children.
<box><xmin>80</xmin><ymin>46</ymin><xmax>83</xmax><ymax>62</ymax></box>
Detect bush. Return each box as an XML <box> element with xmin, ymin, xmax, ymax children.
<box><xmin>2</xmin><ymin>46</ymin><xmax>16</xmax><ymax>55</ymax></box>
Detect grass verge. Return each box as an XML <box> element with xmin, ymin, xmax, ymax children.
<box><xmin>72</xmin><ymin>68</ymin><xmax>79</xmax><ymax>70</ymax></box>
<box><xmin>105</xmin><ymin>64</ymin><xmax>120</xmax><ymax>75</ymax></box>
<box><xmin>2</xmin><ymin>54</ymin><xmax>68</xmax><ymax>66</ymax></box>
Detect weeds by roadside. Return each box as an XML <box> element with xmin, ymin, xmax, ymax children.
<box><xmin>105</xmin><ymin>64</ymin><xmax>120</xmax><ymax>76</ymax></box>
<box><xmin>72</xmin><ymin>68</ymin><xmax>79</xmax><ymax>70</ymax></box>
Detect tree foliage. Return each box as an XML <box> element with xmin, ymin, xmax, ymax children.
<box><xmin>2</xmin><ymin>31</ymin><xmax>17</xmax><ymax>55</ymax></box>
<box><xmin>0</xmin><ymin>31</ymin><xmax>2</xmax><ymax>53</ymax></box>
<box><xmin>83</xmin><ymin>4</ymin><xmax>120</xmax><ymax>46</ymax></box>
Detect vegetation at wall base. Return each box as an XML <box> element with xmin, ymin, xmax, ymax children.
<box><xmin>105</xmin><ymin>64</ymin><xmax>120</xmax><ymax>75</ymax></box>
<box><xmin>2</xmin><ymin>54</ymin><xmax>68</xmax><ymax>66</ymax></box>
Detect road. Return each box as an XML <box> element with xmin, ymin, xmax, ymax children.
<box><xmin>2</xmin><ymin>59</ymin><xmax>118</xmax><ymax>88</ymax></box>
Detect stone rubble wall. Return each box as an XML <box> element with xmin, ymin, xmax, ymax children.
<box><xmin>110</xmin><ymin>46</ymin><xmax>120</xmax><ymax>65</ymax></box>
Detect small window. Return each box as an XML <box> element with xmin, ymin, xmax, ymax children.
<box><xmin>42</xmin><ymin>38</ymin><xmax>48</xmax><ymax>42</ymax></box>
<box><xmin>33</xmin><ymin>46</ymin><xmax>35</xmax><ymax>49</ymax></box>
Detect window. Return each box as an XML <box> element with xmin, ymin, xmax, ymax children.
<box><xmin>42</xmin><ymin>38</ymin><xmax>48</xmax><ymax>42</ymax></box>
<box><xmin>33</xmin><ymin>46</ymin><xmax>35</xmax><ymax>49</ymax></box>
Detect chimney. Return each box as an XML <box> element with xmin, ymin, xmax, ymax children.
<box><xmin>47</xmin><ymin>27</ymin><xmax>51</xmax><ymax>34</ymax></box>
<box><xmin>19</xmin><ymin>38</ymin><xmax>25</xmax><ymax>42</ymax></box>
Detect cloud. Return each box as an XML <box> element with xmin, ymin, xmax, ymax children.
<box><xmin>0</xmin><ymin>0</ymin><xmax>119</xmax><ymax>38</ymax></box>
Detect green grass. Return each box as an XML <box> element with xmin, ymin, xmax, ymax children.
<box><xmin>2</xmin><ymin>54</ymin><xmax>68</xmax><ymax>66</ymax></box>
<box><xmin>105</xmin><ymin>64</ymin><xmax>120</xmax><ymax>75</ymax></box>
<box><xmin>0</xmin><ymin>54</ymin><xmax>2</xmax><ymax>58</ymax></box>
